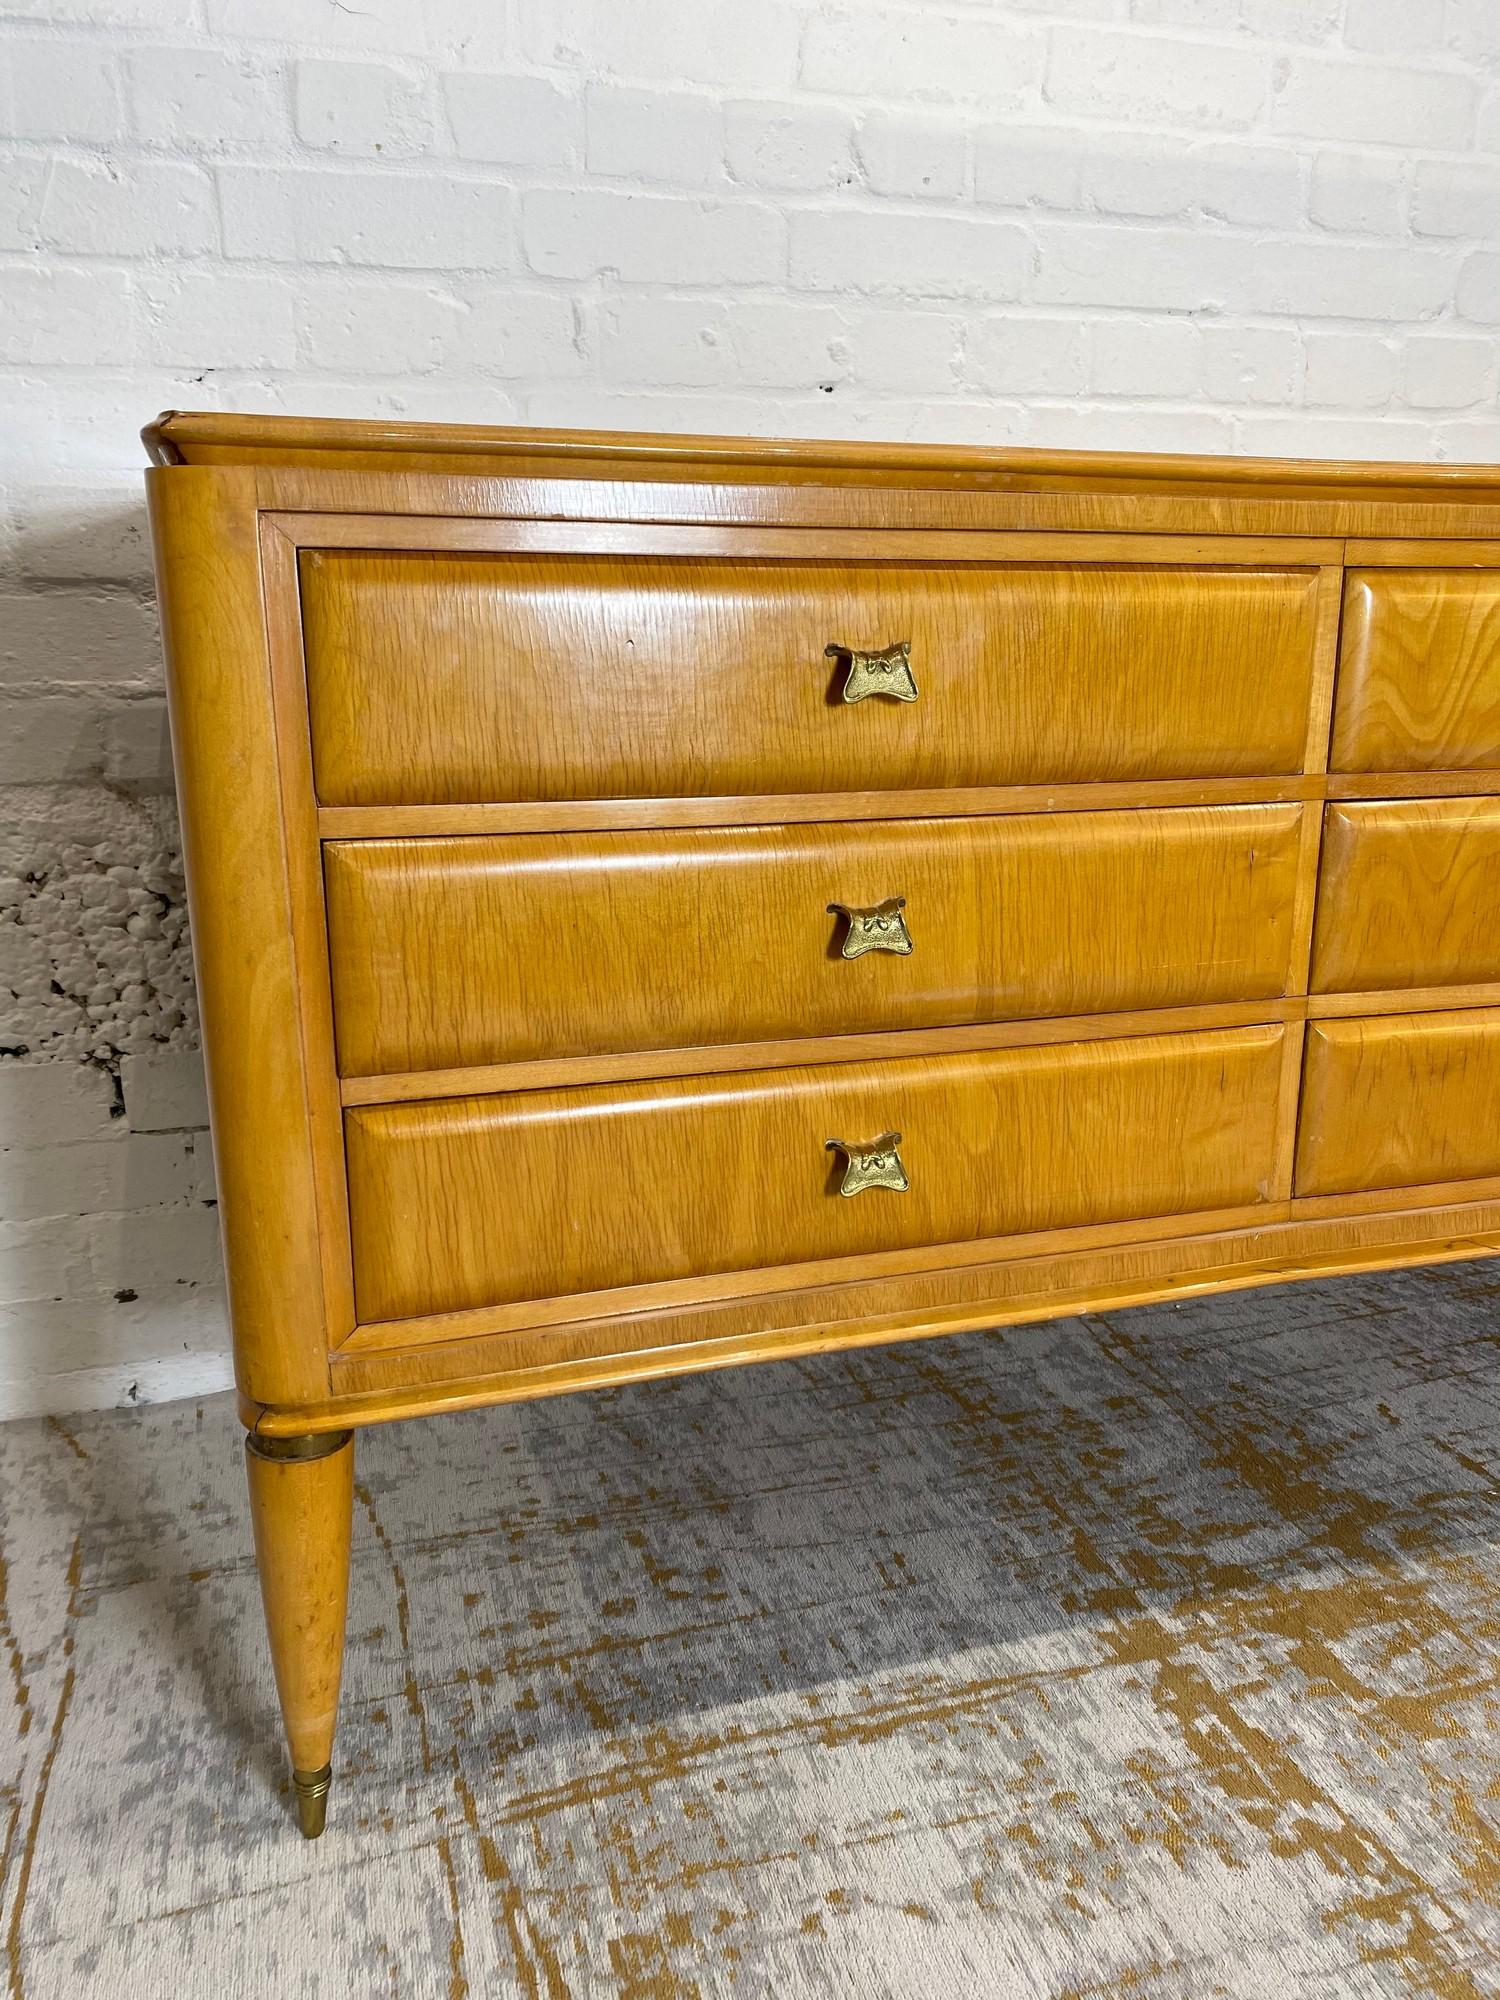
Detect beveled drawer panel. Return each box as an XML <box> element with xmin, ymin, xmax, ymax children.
<box><xmin>325</xmin><ymin>804</ymin><xmax>1304</xmax><ymax>1076</ymax></box>
<box><xmin>1311</xmin><ymin>798</ymin><xmax>1500</xmax><ymax>993</ymax></box>
<box><xmin>1335</xmin><ymin>569</ymin><xmax>1500</xmax><ymax>771</ymax></box>
<box><xmin>345</xmin><ymin>1025</ymin><xmax>1286</xmax><ymax>1322</ymax></box>
<box><xmin>300</xmin><ymin>552</ymin><xmax>1323</xmax><ymax>806</ymax></box>
<box><xmin>1297</xmin><ymin>1009</ymin><xmax>1500</xmax><ymax>1196</ymax></box>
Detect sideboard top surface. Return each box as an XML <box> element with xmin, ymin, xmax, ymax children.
<box><xmin>141</xmin><ymin>408</ymin><xmax>1500</xmax><ymax>504</ymax></box>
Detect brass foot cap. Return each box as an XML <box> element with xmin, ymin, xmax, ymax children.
<box><xmin>292</xmin><ymin>1762</ymin><xmax>333</xmax><ymax>1840</ymax></box>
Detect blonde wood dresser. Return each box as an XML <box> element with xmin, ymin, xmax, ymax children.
<box><xmin>143</xmin><ymin>412</ymin><xmax>1500</xmax><ymax>1836</ymax></box>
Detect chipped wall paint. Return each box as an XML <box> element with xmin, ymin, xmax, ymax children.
<box><xmin>2</xmin><ymin>794</ymin><xmax>196</xmax><ymax>1063</ymax></box>
<box><xmin>0</xmin><ymin>784</ymin><xmax>224</xmax><ymax>1421</ymax></box>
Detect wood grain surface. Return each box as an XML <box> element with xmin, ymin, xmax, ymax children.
<box><xmin>1335</xmin><ymin>569</ymin><xmax>1500</xmax><ymax>771</ymax></box>
<box><xmin>145</xmin><ymin>443</ymin><xmax>1500</xmax><ymax>1440</ymax></box>
<box><xmin>1297</xmin><ymin>1007</ymin><xmax>1500</xmax><ymax>1195</ymax></box>
<box><xmin>144</xmin><ymin>409</ymin><xmax>1500</xmax><ymax>503</ymax></box>
<box><xmin>324</xmin><ymin>804</ymin><xmax>1304</xmax><ymax>1076</ymax></box>
<box><xmin>145</xmin><ymin>471</ymin><xmax>338</xmax><ymax>1404</ymax></box>
<box><xmin>344</xmin><ymin>1025</ymin><xmax>1286</xmax><ymax>1323</ymax></box>
<box><xmin>253</xmin><ymin>465</ymin><xmax>1500</xmax><ymax>542</ymax></box>
<box><xmin>315</xmin><ymin>775</ymin><xmax>1322</xmax><ymax>839</ymax></box>
<box><xmin>1312</xmin><ymin>797</ymin><xmax>1500</xmax><ymax>993</ymax></box>
<box><xmin>271</xmin><ymin>1196</ymin><xmax>1500</xmax><ymax>1433</ymax></box>
<box><xmin>336</xmin><ymin>1001</ymin><xmax>1312</xmax><ymax>1106</ymax></box>
<box><xmin>244</xmin><ymin>1434</ymin><xmax>354</xmax><ymax>1782</ymax></box>
<box><xmin>299</xmin><ymin>550</ymin><xmax>1324</xmax><ymax>805</ymax></box>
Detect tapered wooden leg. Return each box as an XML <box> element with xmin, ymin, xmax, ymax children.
<box><xmin>245</xmin><ymin>1428</ymin><xmax>355</xmax><ymax>1838</ymax></box>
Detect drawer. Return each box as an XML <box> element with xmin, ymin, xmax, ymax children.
<box><xmin>1311</xmin><ymin>798</ymin><xmax>1500</xmax><ymax>993</ymax></box>
<box><xmin>345</xmin><ymin>1025</ymin><xmax>1286</xmax><ymax>1321</ymax></box>
<box><xmin>300</xmin><ymin>552</ymin><xmax>1324</xmax><ymax>806</ymax></box>
<box><xmin>1297</xmin><ymin>1008</ymin><xmax>1500</xmax><ymax>1196</ymax></box>
<box><xmin>1334</xmin><ymin>569</ymin><xmax>1500</xmax><ymax>771</ymax></box>
<box><xmin>325</xmin><ymin>804</ymin><xmax>1304</xmax><ymax>1076</ymax></box>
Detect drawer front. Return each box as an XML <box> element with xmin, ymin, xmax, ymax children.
<box><xmin>300</xmin><ymin>553</ymin><xmax>1323</xmax><ymax>806</ymax></box>
<box><xmin>1311</xmin><ymin>798</ymin><xmax>1500</xmax><ymax>993</ymax></box>
<box><xmin>326</xmin><ymin>804</ymin><xmax>1304</xmax><ymax>1076</ymax></box>
<box><xmin>1296</xmin><ymin>1008</ymin><xmax>1500</xmax><ymax>1196</ymax></box>
<box><xmin>1334</xmin><ymin>570</ymin><xmax>1500</xmax><ymax>772</ymax></box>
<box><xmin>345</xmin><ymin>1026</ymin><xmax>1286</xmax><ymax>1321</ymax></box>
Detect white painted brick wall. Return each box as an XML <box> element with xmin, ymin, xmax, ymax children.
<box><xmin>2</xmin><ymin>0</ymin><xmax>1499</xmax><ymax>1418</ymax></box>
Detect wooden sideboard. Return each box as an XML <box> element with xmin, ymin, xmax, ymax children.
<box><xmin>143</xmin><ymin>412</ymin><xmax>1500</xmax><ymax>1836</ymax></box>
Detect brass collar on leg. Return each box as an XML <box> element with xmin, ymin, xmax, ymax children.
<box><xmin>245</xmin><ymin>1429</ymin><xmax>353</xmax><ymax>1464</ymax></box>
<box><xmin>292</xmin><ymin>1763</ymin><xmax>334</xmax><ymax>1840</ymax></box>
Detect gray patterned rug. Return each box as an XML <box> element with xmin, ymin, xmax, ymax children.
<box><xmin>3</xmin><ymin>1262</ymin><xmax>1499</xmax><ymax>1998</ymax></box>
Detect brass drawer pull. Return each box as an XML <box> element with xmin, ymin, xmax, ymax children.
<box><xmin>828</xmin><ymin>896</ymin><xmax>913</xmax><ymax>959</ymax></box>
<box><xmin>826</xmin><ymin>639</ymin><xmax>918</xmax><ymax>704</ymax></box>
<box><xmin>826</xmin><ymin>1131</ymin><xmax>909</xmax><ymax>1197</ymax></box>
